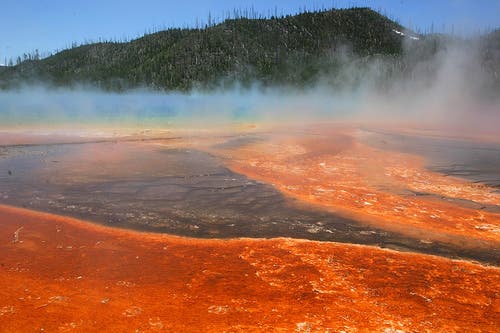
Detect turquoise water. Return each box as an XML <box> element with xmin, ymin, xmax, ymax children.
<box><xmin>0</xmin><ymin>88</ymin><xmax>355</xmax><ymax>131</ymax></box>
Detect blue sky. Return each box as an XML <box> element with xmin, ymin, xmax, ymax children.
<box><xmin>1</xmin><ymin>0</ymin><xmax>499</xmax><ymax>64</ymax></box>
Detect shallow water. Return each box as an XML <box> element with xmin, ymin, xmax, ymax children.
<box><xmin>360</xmin><ymin>129</ymin><xmax>500</xmax><ymax>189</ymax></box>
<box><xmin>0</xmin><ymin>136</ymin><xmax>498</xmax><ymax>264</ymax></box>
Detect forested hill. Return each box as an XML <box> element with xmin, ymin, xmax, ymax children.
<box><xmin>0</xmin><ymin>7</ymin><xmax>497</xmax><ymax>91</ymax></box>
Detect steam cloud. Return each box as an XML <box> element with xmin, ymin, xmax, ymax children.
<box><xmin>0</xmin><ymin>37</ymin><xmax>498</xmax><ymax>140</ymax></box>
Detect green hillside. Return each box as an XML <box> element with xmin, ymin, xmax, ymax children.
<box><xmin>0</xmin><ymin>7</ymin><xmax>497</xmax><ymax>91</ymax></box>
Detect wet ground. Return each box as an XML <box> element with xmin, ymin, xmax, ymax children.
<box><xmin>1</xmin><ymin>127</ymin><xmax>499</xmax><ymax>331</ymax></box>
<box><xmin>359</xmin><ymin>129</ymin><xmax>500</xmax><ymax>189</ymax></box>
<box><xmin>1</xmin><ymin>205</ymin><xmax>498</xmax><ymax>332</ymax></box>
<box><xmin>0</xmin><ymin>132</ymin><xmax>499</xmax><ymax>264</ymax></box>
<box><xmin>224</xmin><ymin>128</ymin><xmax>500</xmax><ymax>264</ymax></box>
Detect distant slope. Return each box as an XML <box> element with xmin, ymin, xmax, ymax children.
<box><xmin>0</xmin><ymin>8</ymin><xmax>413</xmax><ymax>90</ymax></box>
<box><xmin>0</xmin><ymin>7</ymin><xmax>497</xmax><ymax>91</ymax></box>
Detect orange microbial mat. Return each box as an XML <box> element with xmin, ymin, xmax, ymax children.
<box><xmin>0</xmin><ymin>125</ymin><xmax>499</xmax><ymax>332</ymax></box>
<box><xmin>0</xmin><ymin>205</ymin><xmax>498</xmax><ymax>332</ymax></box>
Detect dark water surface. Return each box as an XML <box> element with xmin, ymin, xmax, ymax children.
<box><xmin>0</xmin><ymin>139</ymin><xmax>498</xmax><ymax>264</ymax></box>
<box><xmin>360</xmin><ymin>129</ymin><xmax>500</xmax><ymax>189</ymax></box>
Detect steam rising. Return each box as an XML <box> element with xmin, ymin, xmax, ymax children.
<box><xmin>0</xmin><ymin>37</ymin><xmax>499</xmax><ymax>140</ymax></box>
